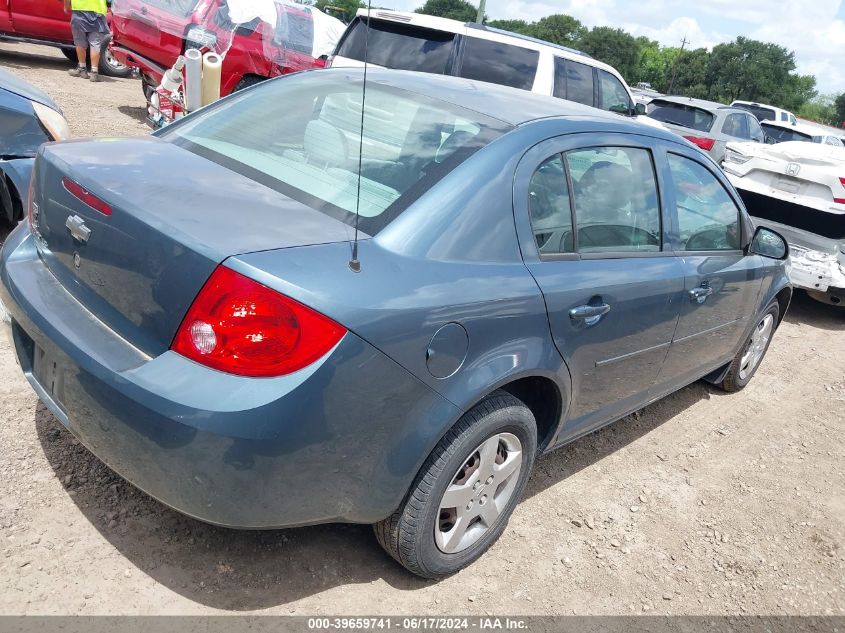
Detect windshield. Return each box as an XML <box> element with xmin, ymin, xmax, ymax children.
<box><xmin>160</xmin><ymin>72</ymin><xmax>510</xmax><ymax>234</ymax></box>
<box><xmin>647</xmin><ymin>101</ymin><xmax>714</xmax><ymax>132</ymax></box>
<box><xmin>733</xmin><ymin>103</ymin><xmax>777</xmax><ymax>122</ymax></box>
<box><xmin>761</xmin><ymin>123</ymin><xmax>813</xmax><ymax>144</ymax></box>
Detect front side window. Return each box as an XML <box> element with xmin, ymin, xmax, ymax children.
<box><xmin>668</xmin><ymin>154</ymin><xmax>741</xmax><ymax>251</ymax></box>
<box><xmin>527</xmin><ymin>155</ymin><xmax>574</xmax><ymax>255</ymax></box>
<box><xmin>335</xmin><ymin>18</ymin><xmax>455</xmax><ymax>74</ymax></box>
<box><xmin>748</xmin><ymin>115</ymin><xmax>765</xmax><ymax>142</ymax></box>
<box><xmin>553</xmin><ymin>58</ymin><xmax>595</xmax><ymax>107</ymax></box>
<box><xmin>565</xmin><ymin>147</ymin><xmax>661</xmax><ymax>253</ymax></box>
<box><xmin>598</xmin><ymin>69</ymin><xmax>631</xmax><ymax>114</ymax></box>
<box><xmin>161</xmin><ymin>73</ymin><xmax>509</xmax><ymax>235</ymax></box>
<box><xmin>458</xmin><ymin>38</ymin><xmax>539</xmax><ymax>91</ymax></box>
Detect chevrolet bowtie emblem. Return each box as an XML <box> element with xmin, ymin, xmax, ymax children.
<box><xmin>65</xmin><ymin>214</ymin><xmax>91</xmax><ymax>244</ymax></box>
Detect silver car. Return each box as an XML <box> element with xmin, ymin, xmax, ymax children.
<box><xmin>647</xmin><ymin>96</ymin><xmax>765</xmax><ymax>164</ymax></box>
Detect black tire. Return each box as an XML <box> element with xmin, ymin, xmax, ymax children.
<box><xmin>61</xmin><ymin>47</ymin><xmax>78</xmax><ymax>63</ymax></box>
<box><xmin>720</xmin><ymin>300</ymin><xmax>779</xmax><ymax>392</ymax></box>
<box><xmin>98</xmin><ymin>44</ymin><xmax>133</xmax><ymax>78</ymax></box>
<box><xmin>374</xmin><ymin>390</ymin><xmax>537</xmax><ymax>579</ymax></box>
<box><xmin>233</xmin><ymin>75</ymin><xmax>267</xmax><ymax>92</ymax></box>
<box><xmin>0</xmin><ymin>174</ymin><xmax>18</xmax><ymax>225</ymax></box>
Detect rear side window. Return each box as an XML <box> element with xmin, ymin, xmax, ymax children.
<box><xmin>648</xmin><ymin>101</ymin><xmax>714</xmax><ymax>132</ymax></box>
<box><xmin>458</xmin><ymin>38</ymin><xmax>539</xmax><ymax>90</ymax></box>
<box><xmin>597</xmin><ymin>69</ymin><xmax>631</xmax><ymax>114</ymax></box>
<box><xmin>528</xmin><ymin>155</ymin><xmax>574</xmax><ymax>254</ymax></box>
<box><xmin>553</xmin><ymin>58</ymin><xmax>595</xmax><ymax>107</ymax></box>
<box><xmin>668</xmin><ymin>154</ymin><xmax>741</xmax><ymax>252</ymax></box>
<box><xmin>565</xmin><ymin>147</ymin><xmax>661</xmax><ymax>253</ymax></box>
<box><xmin>722</xmin><ymin>113</ymin><xmax>750</xmax><ymax>138</ymax></box>
<box><xmin>335</xmin><ymin>18</ymin><xmax>455</xmax><ymax>74</ymax></box>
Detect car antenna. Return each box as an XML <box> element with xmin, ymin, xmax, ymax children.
<box><xmin>348</xmin><ymin>0</ymin><xmax>373</xmax><ymax>273</ymax></box>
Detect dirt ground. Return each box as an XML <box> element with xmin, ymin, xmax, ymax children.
<box><xmin>0</xmin><ymin>42</ymin><xmax>844</xmax><ymax>617</ymax></box>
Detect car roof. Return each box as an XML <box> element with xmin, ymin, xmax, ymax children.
<box><xmin>731</xmin><ymin>100</ymin><xmax>788</xmax><ymax>113</ymax></box>
<box><xmin>320</xmin><ymin>68</ymin><xmax>682</xmax><ymax>140</ymax></box>
<box><xmin>652</xmin><ymin>95</ymin><xmax>742</xmax><ymax>113</ymax></box>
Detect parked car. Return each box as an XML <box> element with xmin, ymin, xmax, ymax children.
<box><xmin>0</xmin><ymin>0</ymin><xmax>131</xmax><ymax>77</ymax></box>
<box><xmin>329</xmin><ymin>10</ymin><xmax>663</xmax><ymax>130</ymax></box>
<box><xmin>109</xmin><ymin>0</ymin><xmax>344</xmax><ymax>101</ymax></box>
<box><xmin>762</xmin><ymin>120</ymin><xmax>844</xmax><ymax>146</ymax></box>
<box><xmin>724</xmin><ymin>140</ymin><xmax>845</xmax><ymax>306</ymax></box>
<box><xmin>0</xmin><ymin>68</ymin><xmax>791</xmax><ymax>578</ymax></box>
<box><xmin>631</xmin><ymin>85</ymin><xmax>663</xmax><ymax>108</ymax></box>
<box><xmin>0</xmin><ymin>67</ymin><xmax>69</xmax><ymax>225</ymax></box>
<box><xmin>647</xmin><ymin>96</ymin><xmax>765</xmax><ymax>164</ymax></box>
<box><xmin>731</xmin><ymin>100</ymin><xmax>797</xmax><ymax>125</ymax></box>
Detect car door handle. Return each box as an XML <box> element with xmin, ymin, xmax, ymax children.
<box><xmin>689</xmin><ymin>285</ymin><xmax>714</xmax><ymax>304</ymax></box>
<box><xmin>569</xmin><ymin>303</ymin><xmax>611</xmax><ymax>326</ymax></box>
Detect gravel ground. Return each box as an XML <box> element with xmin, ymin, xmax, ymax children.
<box><xmin>1</xmin><ymin>42</ymin><xmax>844</xmax><ymax>617</ymax></box>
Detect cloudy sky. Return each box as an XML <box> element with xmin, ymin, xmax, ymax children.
<box><xmin>387</xmin><ymin>0</ymin><xmax>845</xmax><ymax>95</ymax></box>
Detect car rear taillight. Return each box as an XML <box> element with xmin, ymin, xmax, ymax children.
<box><xmin>836</xmin><ymin>178</ymin><xmax>845</xmax><ymax>204</ymax></box>
<box><xmin>684</xmin><ymin>136</ymin><xmax>716</xmax><ymax>151</ymax></box>
<box><xmin>62</xmin><ymin>177</ymin><xmax>112</xmax><ymax>216</ymax></box>
<box><xmin>25</xmin><ymin>176</ymin><xmax>35</xmax><ymax>230</ymax></box>
<box><xmin>171</xmin><ymin>266</ymin><xmax>346</xmax><ymax>377</ymax></box>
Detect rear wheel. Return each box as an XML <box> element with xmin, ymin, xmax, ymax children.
<box><xmin>98</xmin><ymin>46</ymin><xmax>132</xmax><ymax>78</ymax></box>
<box><xmin>720</xmin><ymin>300</ymin><xmax>779</xmax><ymax>392</ymax></box>
<box><xmin>374</xmin><ymin>391</ymin><xmax>536</xmax><ymax>578</ymax></box>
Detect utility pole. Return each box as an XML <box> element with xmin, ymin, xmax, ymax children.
<box><xmin>666</xmin><ymin>36</ymin><xmax>688</xmax><ymax>95</ymax></box>
<box><xmin>476</xmin><ymin>0</ymin><xmax>486</xmax><ymax>23</ymax></box>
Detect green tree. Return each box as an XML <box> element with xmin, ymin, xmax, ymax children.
<box><xmin>706</xmin><ymin>37</ymin><xmax>799</xmax><ymax>105</ymax></box>
<box><xmin>486</xmin><ymin>19</ymin><xmax>532</xmax><ymax>34</ymax></box>
<box><xmin>414</xmin><ymin>0</ymin><xmax>480</xmax><ymax>22</ymax></box>
<box><xmin>666</xmin><ymin>47</ymin><xmax>711</xmax><ymax>98</ymax></box>
<box><xmin>527</xmin><ymin>14</ymin><xmax>587</xmax><ymax>48</ymax></box>
<box><xmin>834</xmin><ymin>93</ymin><xmax>845</xmax><ymax>127</ymax></box>
<box><xmin>314</xmin><ymin>0</ymin><xmax>364</xmax><ymax>21</ymax></box>
<box><xmin>578</xmin><ymin>26</ymin><xmax>641</xmax><ymax>82</ymax></box>
<box><xmin>798</xmin><ymin>94</ymin><xmax>836</xmax><ymax>125</ymax></box>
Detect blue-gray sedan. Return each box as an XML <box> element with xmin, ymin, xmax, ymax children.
<box><xmin>0</xmin><ymin>68</ymin><xmax>791</xmax><ymax>578</ymax></box>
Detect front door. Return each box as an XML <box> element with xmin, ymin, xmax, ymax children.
<box><xmin>513</xmin><ymin>134</ymin><xmax>686</xmax><ymax>438</ymax></box>
<box><xmin>10</xmin><ymin>0</ymin><xmax>72</xmax><ymax>42</ymax></box>
<box><xmin>657</xmin><ymin>151</ymin><xmax>763</xmax><ymax>387</ymax></box>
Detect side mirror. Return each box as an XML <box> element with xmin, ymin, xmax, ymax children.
<box><xmin>749</xmin><ymin>226</ymin><xmax>789</xmax><ymax>260</ymax></box>
<box><xmin>634</xmin><ymin>103</ymin><xmax>647</xmax><ymax>116</ymax></box>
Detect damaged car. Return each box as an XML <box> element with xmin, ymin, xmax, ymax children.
<box><xmin>0</xmin><ymin>68</ymin><xmax>70</xmax><ymax>225</ymax></box>
<box><xmin>724</xmin><ymin>140</ymin><xmax>845</xmax><ymax>306</ymax></box>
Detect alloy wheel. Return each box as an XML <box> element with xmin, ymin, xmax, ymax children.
<box><xmin>435</xmin><ymin>432</ymin><xmax>522</xmax><ymax>554</ymax></box>
<box><xmin>739</xmin><ymin>314</ymin><xmax>774</xmax><ymax>380</ymax></box>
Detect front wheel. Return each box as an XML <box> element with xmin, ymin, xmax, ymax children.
<box><xmin>720</xmin><ymin>300</ymin><xmax>779</xmax><ymax>392</ymax></box>
<box><xmin>374</xmin><ymin>391</ymin><xmax>537</xmax><ymax>579</ymax></box>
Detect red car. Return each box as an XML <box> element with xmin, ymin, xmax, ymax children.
<box><xmin>109</xmin><ymin>0</ymin><xmax>344</xmax><ymax>101</ymax></box>
<box><xmin>0</xmin><ymin>0</ymin><xmax>132</xmax><ymax>77</ymax></box>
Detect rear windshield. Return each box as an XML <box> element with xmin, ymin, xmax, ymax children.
<box><xmin>761</xmin><ymin>123</ymin><xmax>813</xmax><ymax>144</ymax></box>
<box><xmin>457</xmin><ymin>38</ymin><xmax>539</xmax><ymax>91</ymax></box>
<box><xmin>159</xmin><ymin>72</ymin><xmax>510</xmax><ymax>234</ymax></box>
<box><xmin>335</xmin><ymin>17</ymin><xmax>455</xmax><ymax>74</ymax></box>
<box><xmin>647</xmin><ymin>101</ymin><xmax>714</xmax><ymax>132</ymax></box>
<box><xmin>733</xmin><ymin>103</ymin><xmax>776</xmax><ymax>122</ymax></box>
<box><xmin>113</xmin><ymin>0</ymin><xmax>200</xmax><ymax>17</ymax></box>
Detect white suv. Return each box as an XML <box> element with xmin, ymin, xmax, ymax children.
<box><xmin>329</xmin><ymin>10</ymin><xmax>660</xmax><ymax>127</ymax></box>
<box><xmin>731</xmin><ymin>100</ymin><xmax>798</xmax><ymax>126</ymax></box>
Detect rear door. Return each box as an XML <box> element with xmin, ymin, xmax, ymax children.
<box><xmin>657</xmin><ymin>148</ymin><xmax>763</xmax><ymax>388</ymax></box>
<box><xmin>552</xmin><ymin>56</ymin><xmax>596</xmax><ymax>108</ymax></box>
<box><xmin>513</xmin><ymin>133</ymin><xmax>686</xmax><ymax>437</ymax></box>
<box><xmin>111</xmin><ymin>0</ymin><xmax>201</xmax><ymax>64</ymax></box>
<box><xmin>9</xmin><ymin>0</ymin><xmax>72</xmax><ymax>42</ymax></box>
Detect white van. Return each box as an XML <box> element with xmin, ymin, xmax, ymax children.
<box><xmin>329</xmin><ymin>10</ymin><xmax>658</xmax><ymax>126</ymax></box>
<box><xmin>731</xmin><ymin>100</ymin><xmax>798</xmax><ymax>126</ymax></box>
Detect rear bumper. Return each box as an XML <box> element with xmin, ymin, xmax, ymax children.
<box><xmin>110</xmin><ymin>45</ymin><xmax>165</xmax><ymax>83</ymax></box>
<box><xmin>0</xmin><ymin>227</ymin><xmax>458</xmax><ymax>528</ymax></box>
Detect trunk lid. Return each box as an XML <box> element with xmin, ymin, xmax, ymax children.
<box><xmin>32</xmin><ymin>137</ymin><xmax>355</xmax><ymax>356</ymax></box>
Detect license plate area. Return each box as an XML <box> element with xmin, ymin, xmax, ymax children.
<box><xmin>32</xmin><ymin>344</ymin><xmax>66</xmax><ymax>409</ymax></box>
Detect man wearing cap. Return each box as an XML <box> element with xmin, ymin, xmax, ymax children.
<box><xmin>63</xmin><ymin>0</ymin><xmax>110</xmax><ymax>82</ymax></box>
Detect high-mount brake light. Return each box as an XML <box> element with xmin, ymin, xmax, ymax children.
<box><xmin>171</xmin><ymin>266</ymin><xmax>346</xmax><ymax>377</ymax></box>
